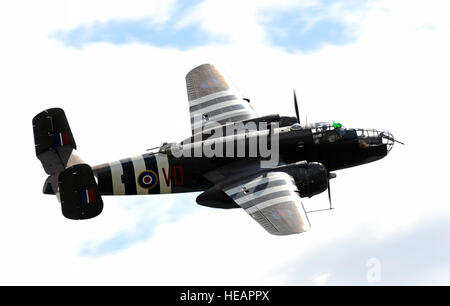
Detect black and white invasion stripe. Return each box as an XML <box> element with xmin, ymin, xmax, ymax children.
<box><xmin>189</xmin><ymin>90</ymin><xmax>258</xmax><ymax>133</ymax></box>
<box><xmin>224</xmin><ymin>171</ymin><xmax>310</xmax><ymax>235</ymax></box>
<box><xmin>92</xmin><ymin>153</ymin><xmax>172</xmax><ymax>195</ymax></box>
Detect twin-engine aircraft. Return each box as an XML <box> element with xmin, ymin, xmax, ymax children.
<box><xmin>33</xmin><ymin>64</ymin><xmax>401</xmax><ymax>235</ymax></box>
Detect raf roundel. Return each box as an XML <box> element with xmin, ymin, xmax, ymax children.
<box><xmin>137</xmin><ymin>170</ymin><xmax>158</xmax><ymax>190</ymax></box>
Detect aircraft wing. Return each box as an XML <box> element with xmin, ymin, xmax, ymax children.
<box><xmin>222</xmin><ymin>171</ymin><xmax>310</xmax><ymax>235</ymax></box>
<box><xmin>186</xmin><ymin>64</ymin><xmax>258</xmax><ymax>134</ymax></box>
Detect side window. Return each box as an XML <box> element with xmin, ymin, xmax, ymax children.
<box><xmin>321</xmin><ymin>130</ymin><xmax>341</xmax><ymax>143</ymax></box>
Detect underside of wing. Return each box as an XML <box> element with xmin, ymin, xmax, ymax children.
<box><xmin>223</xmin><ymin>171</ymin><xmax>310</xmax><ymax>235</ymax></box>
<box><xmin>186</xmin><ymin>64</ymin><xmax>258</xmax><ymax>134</ymax></box>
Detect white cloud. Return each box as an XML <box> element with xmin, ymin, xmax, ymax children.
<box><xmin>0</xmin><ymin>0</ymin><xmax>449</xmax><ymax>285</ymax></box>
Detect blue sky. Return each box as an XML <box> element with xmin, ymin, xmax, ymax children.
<box><xmin>53</xmin><ymin>18</ymin><xmax>229</xmax><ymax>50</ymax></box>
<box><xmin>259</xmin><ymin>1</ymin><xmax>367</xmax><ymax>52</ymax></box>
<box><xmin>261</xmin><ymin>12</ymin><xmax>351</xmax><ymax>52</ymax></box>
<box><xmin>53</xmin><ymin>0</ymin><xmax>223</xmax><ymax>49</ymax></box>
<box><xmin>53</xmin><ymin>0</ymin><xmax>366</xmax><ymax>52</ymax></box>
<box><xmin>79</xmin><ymin>194</ymin><xmax>198</xmax><ymax>257</ymax></box>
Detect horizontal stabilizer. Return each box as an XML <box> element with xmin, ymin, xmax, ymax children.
<box><xmin>33</xmin><ymin>108</ymin><xmax>77</xmax><ymax>175</ymax></box>
<box><xmin>58</xmin><ymin>164</ymin><xmax>103</xmax><ymax>220</ymax></box>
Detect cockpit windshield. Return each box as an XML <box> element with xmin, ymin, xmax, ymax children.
<box><xmin>311</xmin><ymin>121</ymin><xmax>348</xmax><ymax>144</ymax></box>
<box><xmin>311</xmin><ymin>121</ymin><xmax>344</xmax><ymax>132</ymax></box>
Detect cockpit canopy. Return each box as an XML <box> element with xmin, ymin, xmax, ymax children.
<box><xmin>310</xmin><ymin>121</ymin><xmax>345</xmax><ymax>133</ymax></box>
<box><xmin>309</xmin><ymin>121</ymin><xmax>395</xmax><ymax>151</ymax></box>
<box><xmin>311</xmin><ymin>121</ymin><xmax>350</xmax><ymax>144</ymax></box>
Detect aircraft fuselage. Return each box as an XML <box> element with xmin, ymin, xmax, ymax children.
<box><xmin>92</xmin><ymin>121</ymin><xmax>389</xmax><ymax>197</ymax></box>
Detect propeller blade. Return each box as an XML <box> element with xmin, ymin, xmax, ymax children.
<box><xmin>293</xmin><ymin>89</ymin><xmax>300</xmax><ymax>124</ymax></box>
<box><xmin>327</xmin><ymin>172</ymin><xmax>336</xmax><ymax>210</ymax></box>
<box><xmin>327</xmin><ymin>179</ymin><xmax>333</xmax><ymax>210</ymax></box>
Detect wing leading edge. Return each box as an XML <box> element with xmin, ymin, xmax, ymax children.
<box><xmin>186</xmin><ymin>64</ymin><xmax>258</xmax><ymax>134</ymax></box>
<box><xmin>223</xmin><ymin>171</ymin><xmax>310</xmax><ymax>235</ymax></box>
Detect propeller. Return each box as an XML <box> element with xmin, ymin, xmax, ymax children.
<box><xmin>305</xmin><ymin>172</ymin><xmax>336</xmax><ymax>214</ymax></box>
<box><xmin>327</xmin><ymin>173</ymin><xmax>337</xmax><ymax>210</ymax></box>
<box><xmin>327</xmin><ymin>181</ymin><xmax>332</xmax><ymax>209</ymax></box>
<box><xmin>293</xmin><ymin>89</ymin><xmax>300</xmax><ymax>124</ymax></box>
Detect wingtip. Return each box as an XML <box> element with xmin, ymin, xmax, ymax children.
<box><xmin>186</xmin><ymin>63</ymin><xmax>215</xmax><ymax>78</ymax></box>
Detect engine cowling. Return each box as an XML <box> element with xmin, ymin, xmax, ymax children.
<box><xmin>284</xmin><ymin>162</ymin><xmax>328</xmax><ymax>198</ymax></box>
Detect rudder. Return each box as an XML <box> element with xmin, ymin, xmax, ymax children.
<box><xmin>58</xmin><ymin>164</ymin><xmax>103</xmax><ymax>220</ymax></box>
<box><xmin>33</xmin><ymin>108</ymin><xmax>104</xmax><ymax>220</ymax></box>
<box><xmin>33</xmin><ymin>107</ymin><xmax>78</xmax><ymax>175</ymax></box>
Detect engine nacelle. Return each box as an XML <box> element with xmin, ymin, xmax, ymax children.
<box><xmin>284</xmin><ymin>162</ymin><xmax>328</xmax><ymax>198</ymax></box>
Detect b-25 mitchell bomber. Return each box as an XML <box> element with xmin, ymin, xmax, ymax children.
<box><xmin>33</xmin><ymin>64</ymin><xmax>402</xmax><ymax>236</ymax></box>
